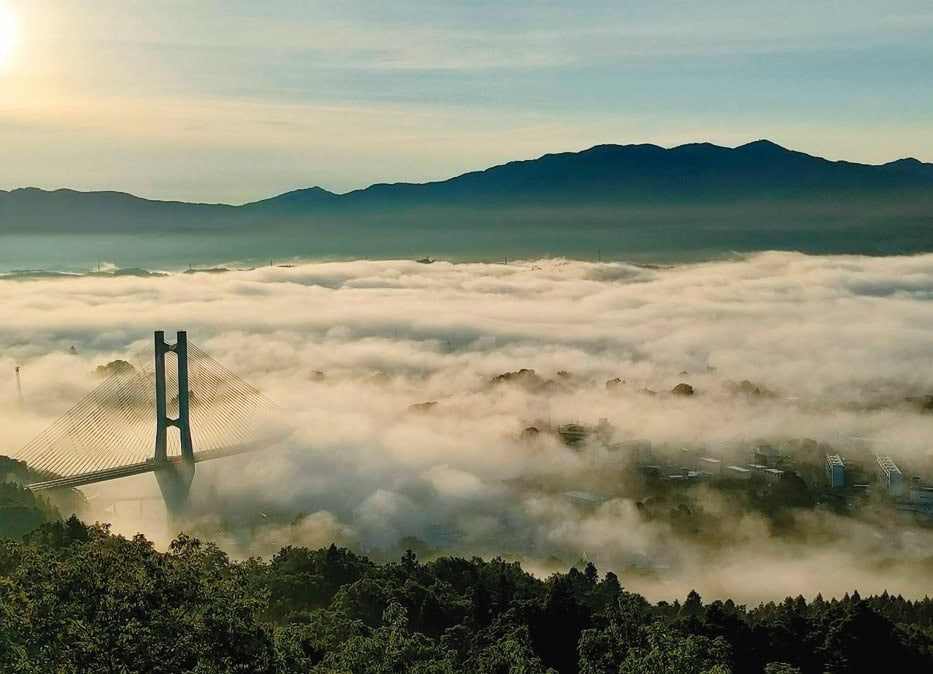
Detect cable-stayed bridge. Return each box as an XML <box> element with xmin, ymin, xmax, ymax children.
<box><xmin>14</xmin><ymin>332</ymin><xmax>286</xmax><ymax>512</ymax></box>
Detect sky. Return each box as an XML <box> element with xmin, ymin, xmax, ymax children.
<box><xmin>1</xmin><ymin>0</ymin><xmax>932</xmax><ymax>202</ymax></box>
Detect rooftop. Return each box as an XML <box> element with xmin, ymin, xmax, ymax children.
<box><xmin>563</xmin><ymin>491</ymin><xmax>608</xmax><ymax>504</ymax></box>
<box><xmin>876</xmin><ymin>455</ymin><xmax>901</xmax><ymax>473</ymax></box>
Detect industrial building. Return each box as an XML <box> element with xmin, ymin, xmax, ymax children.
<box><xmin>825</xmin><ymin>454</ymin><xmax>845</xmax><ymax>488</ymax></box>
<box><xmin>725</xmin><ymin>465</ymin><xmax>752</xmax><ymax>480</ymax></box>
<box><xmin>749</xmin><ymin>463</ymin><xmax>784</xmax><ymax>483</ymax></box>
<box><xmin>763</xmin><ymin>468</ymin><xmax>784</xmax><ymax>484</ymax></box>
<box><xmin>907</xmin><ymin>481</ymin><xmax>933</xmax><ymax>507</ymax></box>
<box><xmin>897</xmin><ymin>479</ymin><xmax>933</xmax><ymax>520</ymax></box>
<box><xmin>876</xmin><ymin>455</ymin><xmax>905</xmax><ymax>496</ymax></box>
<box><xmin>697</xmin><ymin>457</ymin><xmax>721</xmax><ymax>476</ymax></box>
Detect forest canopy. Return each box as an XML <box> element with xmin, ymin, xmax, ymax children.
<box><xmin>0</xmin><ymin>514</ymin><xmax>930</xmax><ymax>674</ymax></box>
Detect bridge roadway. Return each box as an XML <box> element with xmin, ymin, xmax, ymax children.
<box><xmin>26</xmin><ymin>433</ymin><xmax>288</xmax><ymax>492</ymax></box>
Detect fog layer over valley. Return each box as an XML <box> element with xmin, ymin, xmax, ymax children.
<box><xmin>2</xmin><ymin>252</ymin><xmax>931</xmax><ymax>602</ymax></box>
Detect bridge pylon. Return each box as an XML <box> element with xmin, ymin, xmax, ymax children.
<box><xmin>153</xmin><ymin>330</ymin><xmax>196</xmax><ymax>516</ymax></box>
<box><xmin>19</xmin><ymin>330</ymin><xmax>283</xmax><ymax>499</ymax></box>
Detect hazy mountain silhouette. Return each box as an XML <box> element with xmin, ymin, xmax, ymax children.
<box><xmin>2</xmin><ymin>141</ymin><xmax>931</xmax><ymax>255</ymax></box>
<box><xmin>238</xmin><ymin>140</ymin><xmax>933</xmax><ymax>209</ymax></box>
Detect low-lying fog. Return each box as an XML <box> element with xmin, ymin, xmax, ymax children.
<box><xmin>2</xmin><ymin>252</ymin><xmax>931</xmax><ymax>603</ymax></box>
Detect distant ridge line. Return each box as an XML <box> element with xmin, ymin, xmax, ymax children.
<box><xmin>2</xmin><ymin>139</ymin><xmax>931</xmax><ymax>207</ymax></box>
<box><xmin>1</xmin><ymin>139</ymin><xmax>931</xmax><ymax>257</ymax></box>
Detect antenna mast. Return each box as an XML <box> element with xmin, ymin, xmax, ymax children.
<box><xmin>15</xmin><ymin>365</ymin><xmax>22</xmax><ymax>408</ymax></box>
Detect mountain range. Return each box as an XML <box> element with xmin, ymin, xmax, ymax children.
<box><xmin>2</xmin><ymin>140</ymin><xmax>932</xmax><ymax>256</ymax></box>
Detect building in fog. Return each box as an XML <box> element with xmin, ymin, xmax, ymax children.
<box><xmin>876</xmin><ymin>455</ymin><xmax>905</xmax><ymax>496</ymax></box>
<box><xmin>697</xmin><ymin>457</ymin><xmax>721</xmax><ymax>476</ymax></box>
<box><xmin>754</xmin><ymin>444</ymin><xmax>781</xmax><ymax>467</ymax></box>
<box><xmin>563</xmin><ymin>491</ymin><xmax>608</xmax><ymax>508</ymax></box>
<box><xmin>749</xmin><ymin>463</ymin><xmax>784</xmax><ymax>483</ymax></box>
<box><xmin>897</xmin><ymin>479</ymin><xmax>933</xmax><ymax>520</ymax></box>
<box><xmin>725</xmin><ymin>465</ymin><xmax>752</xmax><ymax>480</ymax></box>
<box><xmin>825</xmin><ymin>454</ymin><xmax>845</xmax><ymax>488</ymax></box>
<box><xmin>557</xmin><ymin>424</ymin><xmax>588</xmax><ymax>447</ymax></box>
<box><xmin>763</xmin><ymin>468</ymin><xmax>784</xmax><ymax>484</ymax></box>
<box><xmin>618</xmin><ymin>439</ymin><xmax>653</xmax><ymax>465</ymax></box>
<box><xmin>907</xmin><ymin>480</ymin><xmax>933</xmax><ymax>506</ymax></box>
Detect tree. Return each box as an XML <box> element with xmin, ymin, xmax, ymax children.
<box><xmin>821</xmin><ymin>601</ymin><xmax>916</xmax><ymax>673</ymax></box>
<box><xmin>530</xmin><ymin>573</ymin><xmax>592</xmax><ymax>673</ymax></box>
<box><xmin>0</xmin><ymin>482</ymin><xmax>60</xmax><ymax>539</ymax></box>
<box><xmin>312</xmin><ymin>602</ymin><xmax>455</xmax><ymax>673</ymax></box>
<box><xmin>0</xmin><ymin>531</ymin><xmax>276</xmax><ymax>673</ymax></box>
<box><xmin>0</xmin><ymin>516</ymin><xmax>931</xmax><ymax>673</ymax></box>
<box><xmin>470</xmin><ymin>626</ymin><xmax>555</xmax><ymax>674</ymax></box>
<box><xmin>764</xmin><ymin>664</ymin><xmax>802</xmax><ymax>674</ymax></box>
<box><xmin>579</xmin><ymin>592</ymin><xmax>651</xmax><ymax>674</ymax></box>
<box><xmin>617</xmin><ymin>624</ymin><xmax>732</xmax><ymax>674</ymax></box>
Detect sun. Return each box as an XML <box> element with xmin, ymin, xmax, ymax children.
<box><xmin>0</xmin><ymin>6</ymin><xmax>17</xmax><ymax>69</ymax></box>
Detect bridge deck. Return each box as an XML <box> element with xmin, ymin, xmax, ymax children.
<box><xmin>26</xmin><ymin>436</ymin><xmax>285</xmax><ymax>492</ymax></box>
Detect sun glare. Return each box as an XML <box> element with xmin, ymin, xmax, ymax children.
<box><xmin>0</xmin><ymin>6</ymin><xmax>17</xmax><ymax>69</ymax></box>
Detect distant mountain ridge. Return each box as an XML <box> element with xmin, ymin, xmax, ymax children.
<box><xmin>1</xmin><ymin>140</ymin><xmax>931</xmax><ymax>256</ymax></box>
<box><xmin>241</xmin><ymin>140</ymin><xmax>933</xmax><ymax>210</ymax></box>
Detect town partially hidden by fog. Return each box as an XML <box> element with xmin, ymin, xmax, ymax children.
<box><xmin>4</xmin><ymin>253</ymin><xmax>931</xmax><ymax>603</ymax></box>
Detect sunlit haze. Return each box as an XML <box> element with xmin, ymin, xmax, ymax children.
<box><xmin>1</xmin><ymin>1</ymin><xmax>932</xmax><ymax>201</ymax></box>
<box><xmin>0</xmin><ymin>5</ymin><xmax>16</xmax><ymax>69</ymax></box>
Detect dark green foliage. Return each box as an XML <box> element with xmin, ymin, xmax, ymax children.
<box><xmin>261</xmin><ymin>543</ymin><xmax>374</xmax><ymax>621</ymax></box>
<box><xmin>0</xmin><ymin>517</ymin><xmax>929</xmax><ymax>673</ymax></box>
<box><xmin>0</xmin><ymin>526</ymin><xmax>275</xmax><ymax>673</ymax></box>
<box><xmin>0</xmin><ymin>455</ymin><xmax>87</xmax><ymax>525</ymax></box>
<box><xmin>312</xmin><ymin>602</ymin><xmax>456</xmax><ymax>673</ymax></box>
<box><xmin>0</xmin><ymin>481</ymin><xmax>60</xmax><ymax>539</ymax></box>
<box><xmin>94</xmin><ymin>359</ymin><xmax>136</xmax><ymax>377</ymax></box>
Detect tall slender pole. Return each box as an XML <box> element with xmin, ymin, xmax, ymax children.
<box><xmin>154</xmin><ymin>331</ymin><xmax>168</xmax><ymax>462</ymax></box>
<box><xmin>14</xmin><ymin>365</ymin><xmax>23</xmax><ymax>408</ymax></box>
<box><xmin>175</xmin><ymin>331</ymin><xmax>194</xmax><ymax>463</ymax></box>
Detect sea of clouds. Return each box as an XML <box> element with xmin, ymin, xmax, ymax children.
<box><xmin>1</xmin><ymin>252</ymin><xmax>931</xmax><ymax>602</ymax></box>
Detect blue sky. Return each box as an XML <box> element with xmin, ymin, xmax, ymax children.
<box><xmin>1</xmin><ymin>1</ymin><xmax>931</xmax><ymax>202</ymax></box>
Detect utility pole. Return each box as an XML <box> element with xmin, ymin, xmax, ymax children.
<box><xmin>15</xmin><ymin>365</ymin><xmax>22</xmax><ymax>408</ymax></box>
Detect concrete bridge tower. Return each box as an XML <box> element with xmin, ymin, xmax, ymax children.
<box><xmin>153</xmin><ymin>330</ymin><xmax>196</xmax><ymax>516</ymax></box>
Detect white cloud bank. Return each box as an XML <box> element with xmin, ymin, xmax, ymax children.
<box><xmin>1</xmin><ymin>251</ymin><xmax>931</xmax><ymax>602</ymax></box>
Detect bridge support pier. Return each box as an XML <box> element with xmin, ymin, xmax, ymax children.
<box><xmin>156</xmin><ymin>462</ymin><xmax>195</xmax><ymax>517</ymax></box>
<box><xmin>154</xmin><ymin>330</ymin><xmax>196</xmax><ymax>517</ymax></box>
